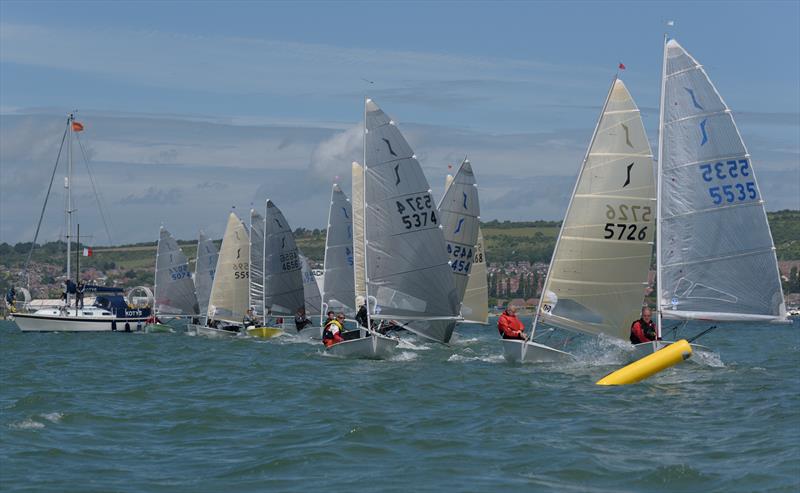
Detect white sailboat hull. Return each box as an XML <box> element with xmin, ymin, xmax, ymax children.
<box><xmin>501</xmin><ymin>339</ymin><xmax>575</xmax><ymax>364</ymax></box>
<box><xmin>325</xmin><ymin>334</ymin><xmax>398</xmax><ymax>360</ymax></box>
<box><xmin>296</xmin><ymin>325</ymin><xmax>322</xmax><ymax>339</ymax></box>
<box><xmin>189</xmin><ymin>324</ymin><xmax>241</xmax><ymax>339</ymax></box>
<box><xmin>14</xmin><ymin>313</ymin><xmax>147</xmax><ymax>332</ymax></box>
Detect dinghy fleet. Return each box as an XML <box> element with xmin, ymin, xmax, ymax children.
<box><xmin>10</xmin><ymin>38</ymin><xmax>789</xmax><ymax>365</ymax></box>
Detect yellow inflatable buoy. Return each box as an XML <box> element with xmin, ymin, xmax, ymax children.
<box><xmin>596</xmin><ymin>340</ymin><xmax>692</xmax><ymax>386</ymax></box>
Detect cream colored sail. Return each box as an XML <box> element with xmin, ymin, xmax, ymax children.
<box><xmin>352</xmin><ymin>161</ymin><xmax>366</xmax><ymax>304</ymax></box>
<box><xmin>538</xmin><ymin>78</ymin><xmax>655</xmax><ymax>341</ymax></box>
<box><xmin>207</xmin><ymin>213</ymin><xmax>250</xmax><ymax>324</ymax></box>
<box><xmin>462</xmin><ymin>228</ymin><xmax>489</xmax><ymax>324</ymax></box>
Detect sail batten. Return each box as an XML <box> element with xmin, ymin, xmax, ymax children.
<box><xmin>657</xmin><ymin>38</ymin><xmax>786</xmax><ymax>320</ymax></box>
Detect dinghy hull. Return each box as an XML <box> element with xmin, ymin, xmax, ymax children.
<box><xmin>325</xmin><ymin>334</ymin><xmax>398</xmax><ymax>360</ymax></box>
<box><xmin>501</xmin><ymin>339</ymin><xmax>574</xmax><ymax>363</ymax></box>
<box><xmin>144</xmin><ymin>323</ymin><xmax>174</xmax><ymax>333</ymax></box>
<box><xmin>189</xmin><ymin>324</ymin><xmax>240</xmax><ymax>338</ymax></box>
<box><xmin>246</xmin><ymin>327</ymin><xmax>283</xmax><ymax>339</ymax></box>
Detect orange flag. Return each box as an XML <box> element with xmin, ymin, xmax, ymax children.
<box><xmin>72</xmin><ymin>121</ymin><xmax>84</xmax><ymax>132</ymax></box>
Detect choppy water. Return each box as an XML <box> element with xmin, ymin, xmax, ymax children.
<box><xmin>1</xmin><ymin>318</ymin><xmax>798</xmax><ymax>492</ymax></box>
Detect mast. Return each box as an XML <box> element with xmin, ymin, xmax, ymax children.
<box><xmin>655</xmin><ymin>34</ymin><xmax>668</xmax><ymax>339</ymax></box>
<box><xmin>526</xmin><ymin>75</ymin><xmax>618</xmax><ymax>343</ymax></box>
<box><xmin>76</xmin><ymin>224</ymin><xmax>80</xmax><ymax>288</ymax></box>
<box><xmin>321</xmin><ymin>184</ymin><xmax>335</xmax><ymax>325</ymax></box>
<box><xmin>362</xmin><ymin>98</ymin><xmax>373</xmax><ymax>335</ymax></box>
<box><xmin>66</xmin><ymin>113</ymin><xmax>74</xmax><ymax>307</ymax></box>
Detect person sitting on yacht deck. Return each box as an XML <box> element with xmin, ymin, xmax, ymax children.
<box><xmin>243</xmin><ymin>308</ymin><xmax>258</xmax><ymax>328</ymax></box>
<box><xmin>498</xmin><ymin>304</ymin><xmax>526</xmax><ymax>340</ymax></box>
<box><xmin>630</xmin><ymin>307</ymin><xmax>659</xmax><ymax>344</ymax></box>
<box><xmin>355</xmin><ymin>296</ymin><xmax>369</xmax><ymax>329</ymax></box>
<box><xmin>322</xmin><ymin>312</ymin><xmax>345</xmax><ymax>347</ymax></box>
<box><xmin>294</xmin><ymin>307</ymin><xmax>312</xmax><ymax>332</ymax></box>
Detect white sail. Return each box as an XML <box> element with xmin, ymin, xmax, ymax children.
<box><xmin>299</xmin><ymin>251</ymin><xmax>322</xmax><ymax>317</ymax></box>
<box><xmin>323</xmin><ymin>183</ymin><xmax>356</xmax><ymax>316</ymax></box>
<box><xmin>363</xmin><ymin>99</ymin><xmax>460</xmax><ymax>343</ymax></box>
<box><xmin>352</xmin><ymin>161</ymin><xmax>366</xmax><ymax>305</ymax></box>
<box><xmin>657</xmin><ymin>39</ymin><xmax>786</xmax><ymax>322</ymax></box>
<box><xmin>461</xmin><ymin>228</ymin><xmax>489</xmax><ymax>324</ymax></box>
<box><xmin>263</xmin><ymin>200</ymin><xmax>305</xmax><ymax>316</ymax></box>
<box><xmin>154</xmin><ymin>226</ymin><xmax>199</xmax><ymax>316</ymax></box>
<box><xmin>538</xmin><ymin>78</ymin><xmax>656</xmax><ymax>341</ymax></box>
<box><xmin>207</xmin><ymin>213</ymin><xmax>250</xmax><ymax>324</ymax></box>
<box><xmin>438</xmin><ymin>159</ymin><xmax>481</xmax><ymax>305</ymax></box>
<box><xmin>249</xmin><ymin>209</ymin><xmax>266</xmax><ymax>318</ymax></box>
<box><xmin>194</xmin><ymin>231</ymin><xmax>218</xmax><ymax>317</ymax></box>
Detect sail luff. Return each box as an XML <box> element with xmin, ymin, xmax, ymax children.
<box><xmin>322</xmin><ymin>184</ymin><xmax>356</xmax><ymax>316</ymax></box>
<box><xmin>263</xmin><ymin>200</ymin><xmax>305</xmax><ymax>316</ymax></box>
<box><xmin>656</xmin><ymin>34</ymin><xmax>669</xmax><ymax>338</ymax></box>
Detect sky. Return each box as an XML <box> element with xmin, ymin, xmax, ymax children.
<box><xmin>1</xmin><ymin>0</ymin><xmax>798</xmax><ymax>245</ymax></box>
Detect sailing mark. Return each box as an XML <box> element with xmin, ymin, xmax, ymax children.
<box><xmin>454</xmin><ymin>218</ymin><xmax>464</xmax><ymax>234</ymax></box>
<box><xmin>394</xmin><ymin>164</ymin><xmax>401</xmax><ymax>185</ymax></box>
<box><xmin>684</xmin><ymin>87</ymin><xmax>704</xmax><ymax>110</ymax></box>
<box><xmin>621</xmin><ymin>123</ymin><xmax>633</xmax><ymax>148</ymax></box>
<box><xmin>700</xmin><ymin>118</ymin><xmax>708</xmax><ymax>146</ymax></box>
<box><xmin>623</xmin><ymin>162</ymin><xmax>634</xmax><ymax>188</ymax></box>
<box><xmin>382</xmin><ymin>138</ymin><xmax>397</xmax><ymax>157</ymax></box>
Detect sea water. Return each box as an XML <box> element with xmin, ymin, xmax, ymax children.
<box><xmin>1</xmin><ymin>318</ymin><xmax>798</xmax><ymax>492</ymax></box>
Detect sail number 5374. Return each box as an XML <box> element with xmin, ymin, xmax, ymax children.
<box><xmin>396</xmin><ymin>194</ymin><xmax>437</xmax><ymax>231</ymax></box>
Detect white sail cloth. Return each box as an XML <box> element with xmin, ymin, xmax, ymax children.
<box><xmin>438</xmin><ymin>159</ymin><xmax>481</xmax><ymax>305</ymax></box>
<box><xmin>352</xmin><ymin>161</ymin><xmax>366</xmax><ymax>306</ymax></box>
<box><xmin>263</xmin><ymin>200</ymin><xmax>305</xmax><ymax>316</ymax></box>
<box><xmin>207</xmin><ymin>213</ymin><xmax>250</xmax><ymax>323</ymax></box>
<box><xmin>461</xmin><ymin>228</ymin><xmax>489</xmax><ymax>324</ymax></box>
<box><xmin>658</xmin><ymin>39</ymin><xmax>786</xmax><ymax>321</ymax></box>
<box><xmin>539</xmin><ymin>78</ymin><xmax>656</xmax><ymax>341</ymax></box>
<box><xmin>194</xmin><ymin>231</ymin><xmax>218</xmax><ymax>317</ymax></box>
<box><xmin>154</xmin><ymin>227</ymin><xmax>199</xmax><ymax>316</ymax></box>
<box><xmin>323</xmin><ymin>184</ymin><xmax>356</xmax><ymax>316</ymax></box>
<box><xmin>363</xmin><ymin>99</ymin><xmax>459</xmax><ymax>343</ymax></box>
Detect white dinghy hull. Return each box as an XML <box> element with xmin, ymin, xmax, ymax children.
<box><xmin>501</xmin><ymin>339</ymin><xmax>575</xmax><ymax>364</ymax></box>
<box><xmin>189</xmin><ymin>324</ymin><xmax>241</xmax><ymax>339</ymax></box>
<box><xmin>325</xmin><ymin>334</ymin><xmax>398</xmax><ymax>360</ymax></box>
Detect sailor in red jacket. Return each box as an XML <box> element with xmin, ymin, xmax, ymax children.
<box><xmin>497</xmin><ymin>304</ymin><xmax>527</xmax><ymax>340</ymax></box>
<box><xmin>630</xmin><ymin>307</ymin><xmax>659</xmax><ymax>344</ymax></box>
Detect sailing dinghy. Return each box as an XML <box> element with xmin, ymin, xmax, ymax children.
<box><xmin>327</xmin><ymin>99</ymin><xmax>459</xmax><ymax>358</ymax></box>
<box><xmin>438</xmin><ymin>161</ymin><xmax>485</xmax><ymax>325</ymax></box>
<box><xmin>190</xmin><ymin>213</ymin><xmax>249</xmax><ymax>338</ymax></box>
<box><xmin>638</xmin><ymin>38</ymin><xmax>788</xmax><ymax>356</ymax></box>
<box><xmin>244</xmin><ymin>208</ymin><xmax>282</xmax><ymax>339</ymax></box>
<box><xmin>193</xmin><ymin>231</ymin><xmax>218</xmax><ymax>320</ymax></box>
<box><xmin>503</xmin><ymin>77</ymin><xmax>656</xmax><ymax>363</ymax></box>
<box><xmin>317</xmin><ymin>183</ymin><xmax>357</xmax><ymax>339</ymax></box>
<box><xmin>146</xmin><ymin>226</ymin><xmax>199</xmax><ymax>332</ymax></box>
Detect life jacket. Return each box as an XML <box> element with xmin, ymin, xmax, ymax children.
<box><xmin>322</xmin><ymin>319</ymin><xmax>343</xmax><ymax>342</ymax></box>
<box><xmin>630</xmin><ymin>318</ymin><xmax>657</xmax><ymax>344</ymax></box>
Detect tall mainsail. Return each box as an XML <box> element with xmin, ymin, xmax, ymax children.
<box><xmin>351</xmin><ymin>161</ymin><xmax>366</xmax><ymax>304</ymax></box>
<box><xmin>363</xmin><ymin>99</ymin><xmax>460</xmax><ymax>343</ymax></box>
<box><xmin>194</xmin><ymin>231</ymin><xmax>218</xmax><ymax>317</ymax></box>
<box><xmin>461</xmin><ymin>228</ymin><xmax>489</xmax><ymax>324</ymax></box>
<box><xmin>657</xmin><ymin>39</ymin><xmax>786</xmax><ymax>321</ymax></box>
<box><xmin>263</xmin><ymin>200</ymin><xmax>305</xmax><ymax>316</ymax></box>
<box><xmin>323</xmin><ymin>183</ymin><xmax>356</xmax><ymax>316</ymax></box>
<box><xmin>249</xmin><ymin>209</ymin><xmax>266</xmax><ymax>319</ymax></box>
<box><xmin>154</xmin><ymin>226</ymin><xmax>199</xmax><ymax>316</ymax></box>
<box><xmin>207</xmin><ymin>213</ymin><xmax>250</xmax><ymax>323</ymax></box>
<box><xmin>438</xmin><ymin>159</ymin><xmax>481</xmax><ymax>305</ymax></box>
<box><xmin>299</xmin><ymin>251</ymin><xmax>322</xmax><ymax>317</ymax></box>
<box><xmin>537</xmin><ymin>78</ymin><xmax>656</xmax><ymax>341</ymax></box>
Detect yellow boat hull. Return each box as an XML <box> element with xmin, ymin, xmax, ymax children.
<box><xmin>597</xmin><ymin>339</ymin><xmax>692</xmax><ymax>386</ymax></box>
<box><xmin>246</xmin><ymin>327</ymin><xmax>283</xmax><ymax>339</ymax></box>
